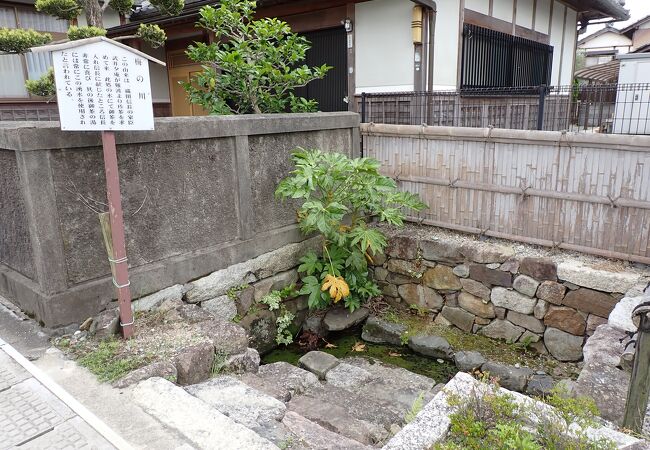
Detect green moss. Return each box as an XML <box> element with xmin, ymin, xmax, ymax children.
<box><xmin>378</xmin><ymin>309</ymin><xmax>569</xmax><ymax>375</ymax></box>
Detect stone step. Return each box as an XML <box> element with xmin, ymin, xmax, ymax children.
<box><xmin>287</xmin><ymin>385</ymin><xmax>395</xmax><ymax>446</ymax></box>
<box><xmin>238</xmin><ymin>361</ymin><xmax>321</xmax><ymax>402</ymax></box>
<box><xmin>282</xmin><ymin>411</ymin><xmax>373</xmax><ymax>450</ymax></box>
<box><xmin>132</xmin><ymin>377</ymin><xmax>278</xmax><ymax>450</ymax></box>
<box><xmin>185</xmin><ymin>376</ymin><xmax>296</xmax><ymax>447</ymax></box>
<box><xmin>334</xmin><ymin>357</ymin><xmax>441</xmax><ymax>412</ymax></box>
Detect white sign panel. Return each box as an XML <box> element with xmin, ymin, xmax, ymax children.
<box><xmin>52</xmin><ymin>40</ymin><xmax>154</xmax><ymax>131</ymax></box>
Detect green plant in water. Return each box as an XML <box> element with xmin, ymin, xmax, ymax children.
<box><xmin>400</xmin><ymin>331</ymin><xmax>411</xmax><ymax>346</ymax></box>
<box><xmin>404</xmin><ymin>391</ymin><xmax>425</xmax><ymax>424</ymax></box>
<box><xmin>276</xmin><ymin>149</ymin><xmax>427</xmax><ymax>313</ymax></box>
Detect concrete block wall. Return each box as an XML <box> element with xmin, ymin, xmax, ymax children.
<box><xmin>0</xmin><ymin>112</ymin><xmax>360</xmax><ymax>327</ymax></box>
<box><xmin>373</xmin><ymin>230</ymin><xmax>648</xmax><ymax>361</ymax></box>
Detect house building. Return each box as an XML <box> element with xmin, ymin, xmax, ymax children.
<box><xmin>0</xmin><ymin>1</ymin><xmax>122</xmax><ymax>120</ymax></box>
<box><xmin>0</xmin><ymin>0</ymin><xmax>630</xmax><ymax>119</ymax></box>
<box><xmin>577</xmin><ymin>15</ymin><xmax>650</xmax><ymax>68</ymax></box>
<box><xmin>107</xmin><ymin>0</ymin><xmax>629</xmax><ymax>115</ymax></box>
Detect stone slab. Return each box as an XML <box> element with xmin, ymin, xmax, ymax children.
<box><xmin>133</xmin><ymin>377</ymin><xmax>278</xmax><ymax>450</ymax></box>
<box><xmin>557</xmin><ymin>261</ymin><xmax>640</xmax><ymax>294</ymax></box>
<box><xmin>186</xmin><ymin>376</ymin><xmax>286</xmax><ymax>429</ymax></box>
<box><xmin>281</xmin><ymin>411</ymin><xmax>371</xmax><ymax>450</ymax></box>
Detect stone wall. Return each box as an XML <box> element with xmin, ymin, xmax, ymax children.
<box><xmin>373</xmin><ymin>230</ymin><xmax>648</xmax><ymax>361</ymax></box>
<box><xmin>0</xmin><ymin>113</ymin><xmax>359</xmax><ymax>327</ymax></box>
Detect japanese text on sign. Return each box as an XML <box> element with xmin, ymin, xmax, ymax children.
<box><xmin>52</xmin><ymin>41</ymin><xmax>154</xmax><ymax>131</ymax></box>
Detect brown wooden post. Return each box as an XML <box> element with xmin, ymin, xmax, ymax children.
<box><xmin>623</xmin><ymin>313</ymin><xmax>650</xmax><ymax>433</ymax></box>
<box><xmin>101</xmin><ymin>131</ymin><xmax>134</xmax><ymax>339</ymax></box>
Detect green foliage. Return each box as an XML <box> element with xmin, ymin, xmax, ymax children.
<box><xmin>109</xmin><ymin>0</ymin><xmax>134</xmax><ymax>14</ymax></box>
<box><xmin>184</xmin><ymin>0</ymin><xmax>330</xmax><ymax>114</ymax></box>
<box><xmin>150</xmin><ymin>0</ymin><xmax>184</xmax><ymax>16</ymax></box>
<box><xmin>67</xmin><ymin>26</ymin><xmax>107</xmax><ymax>41</ymax></box>
<box><xmin>404</xmin><ymin>391</ymin><xmax>425</xmax><ymax>424</ymax></box>
<box><xmin>275</xmin><ymin>309</ymin><xmax>296</xmax><ymax>345</ymax></box>
<box><xmin>434</xmin><ymin>383</ymin><xmax>616</xmax><ymax>450</ymax></box>
<box><xmin>226</xmin><ymin>284</ymin><xmax>249</xmax><ymax>300</ymax></box>
<box><xmin>35</xmin><ymin>0</ymin><xmax>82</xmax><ymax>20</ymax></box>
<box><xmin>0</xmin><ymin>28</ymin><xmax>51</xmax><ymax>54</ymax></box>
<box><xmin>136</xmin><ymin>24</ymin><xmax>167</xmax><ymax>48</ymax></box>
<box><xmin>260</xmin><ymin>285</ymin><xmax>299</xmax><ymax>345</ymax></box>
<box><xmin>276</xmin><ymin>149</ymin><xmax>427</xmax><ymax>312</ymax></box>
<box><xmin>25</xmin><ymin>67</ymin><xmax>55</xmax><ymax>97</ymax></box>
<box><xmin>78</xmin><ymin>339</ymin><xmax>146</xmax><ymax>382</ymax></box>
<box><xmin>211</xmin><ymin>350</ymin><xmax>227</xmax><ymax>376</ymax></box>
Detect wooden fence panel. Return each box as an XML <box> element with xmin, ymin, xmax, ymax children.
<box><xmin>362</xmin><ymin>123</ymin><xmax>650</xmax><ymax>263</ymax></box>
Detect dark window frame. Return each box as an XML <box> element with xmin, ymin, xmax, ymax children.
<box><xmin>460</xmin><ymin>23</ymin><xmax>553</xmax><ymax>93</ymax></box>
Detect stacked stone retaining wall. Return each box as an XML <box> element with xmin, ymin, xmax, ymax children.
<box><xmin>372</xmin><ymin>230</ymin><xmax>649</xmax><ymax>361</ymax></box>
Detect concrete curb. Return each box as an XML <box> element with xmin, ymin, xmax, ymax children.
<box><xmin>0</xmin><ymin>338</ymin><xmax>133</xmax><ymax>450</ymax></box>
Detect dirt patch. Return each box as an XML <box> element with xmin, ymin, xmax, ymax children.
<box><xmin>54</xmin><ymin>309</ymin><xmax>209</xmax><ymax>382</ymax></box>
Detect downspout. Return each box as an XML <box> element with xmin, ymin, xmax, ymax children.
<box><xmin>411</xmin><ymin>0</ymin><xmax>436</xmax><ymax>91</ymax></box>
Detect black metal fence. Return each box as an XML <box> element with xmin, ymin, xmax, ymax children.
<box><xmin>360</xmin><ymin>83</ymin><xmax>650</xmax><ymax>135</ymax></box>
<box><xmin>461</xmin><ymin>24</ymin><xmax>553</xmax><ymax>89</ymax></box>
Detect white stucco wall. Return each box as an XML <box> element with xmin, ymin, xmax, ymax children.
<box><xmin>515</xmin><ymin>0</ymin><xmax>534</xmax><ymax>30</ymax></box>
<box><xmin>493</xmin><ymin>0</ymin><xmax>513</xmax><ymax>23</ymax></box>
<box><xmin>465</xmin><ymin>0</ymin><xmax>488</xmax><ymax>15</ymax></box>
<box><xmin>355</xmin><ymin>0</ymin><xmax>414</xmax><ymax>93</ymax></box>
<box><xmin>534</xmin><ymin>0</ymin><xmax>551</xmax><ymax>33</ymax></box>
<box><xmin>548</xmin><ymin>1</ymin><xmax>565</xmax><ymax>86</ymax></box>
<box><xmin>431</xmin><ymin>0</ymin><xmax>461</xmax><ymax>89</ymax></box>
<box><xmin>559</xmin><ymin>6</ymin><xmax>577</xmax><ymax>85</ymax></box>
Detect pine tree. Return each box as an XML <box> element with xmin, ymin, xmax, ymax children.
<box><xmin>0</xmin><ymin>0</ymin><xmax>184</xmax><ymax>96</ymax></box>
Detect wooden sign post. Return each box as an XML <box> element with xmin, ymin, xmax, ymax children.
<box><xmin>33</xmin><ymin>37</ymin><xmax>166</xmax><ymax>338</ymax></box>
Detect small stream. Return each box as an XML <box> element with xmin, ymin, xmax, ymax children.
<box><xmin>262</xmin><ymin>327</ymin><xmax>459</xmax><ymax>383</ymax></box>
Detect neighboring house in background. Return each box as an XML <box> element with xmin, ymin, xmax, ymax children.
<box><xmin>0</xmin><ymin>0</ymin><xmax>630</xmax><ymax>119</ymax></box>
<box><xmin>577</xmin><ymin>24</ymin><xmax>632</xmax><ymax>67</ymax></box>
<box><xmin>106</xmin><ymin>0</ymin><xmax>628</xmax><ymax>116</ymax></box>
<box><xmin>0</xmin><ymin>0</ymin><xmax>122</xmax><ymax>120</ymax></box>
<box><xmin>577</xmin><ymin>15</ymin><xmax>650</xmax><ymax>69</ymax></box>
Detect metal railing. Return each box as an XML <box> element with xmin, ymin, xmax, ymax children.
<box><xmin>360</xmin><ymin>83</ymin><xmax>650</xmax><ymax>135</ymax></box>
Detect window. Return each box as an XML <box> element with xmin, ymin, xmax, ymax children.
<box><xmin>0</xmin><ymin>5</ymin><xmax>68</xmax><ymax>99</ymax></box>
<box><xmin>461</xmin><ymin>24</ymin><xmax>553</xmax><ymax>90</ymax></box>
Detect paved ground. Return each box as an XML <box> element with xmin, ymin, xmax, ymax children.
<box><xmin>0</xmin><ymin>295</ymin><xmax>192</xmax><ymax>450</ymax></box>
<box><xmin>0</xmin><ymin>338</ymin><xmax>117</xmax><ymax>449</ymax></box>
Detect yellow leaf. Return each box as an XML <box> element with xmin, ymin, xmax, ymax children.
<box><xmin>321</xmin><ymin>274</ymin><xmax>350</xmax><ymax>303</ymax></box>
<box><xmin>324</xmin><ymin>342</ymin><xmax>337</xmax><ymax>349</ymax></box>
<box><xmin>352</xmin><ymin>341</ymin><xmax>366</xmax><ymax>352</ymax></box>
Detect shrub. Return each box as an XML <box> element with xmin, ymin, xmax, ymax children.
<box><xmin>275</xmin><ymin>149</ymin><xmax>427</xmax><ymax>312</ymax></box>
<box><xmin>0</xmin><ymin>28</ymin><xmax>51</xmax><ymax>54</ymax></box>
<box><xmin>25</xmin><ymin>67</ymin><xmax>55</xmax><ymax>97</ymax></box>
<box><xmin>184</xmin><ymin>0</ymin><xmax>330</xmax><ymax>114</ymax></box>
<box><xmin>67</xmin><ymin>26</ymin><xmax>107</xmax><ymax>41</ymax></box>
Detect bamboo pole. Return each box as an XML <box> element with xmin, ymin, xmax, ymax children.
<box><xmin>99</xmin><ymin>212</ymin><xmax>117</xmax><ymax>284</ymax></box>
